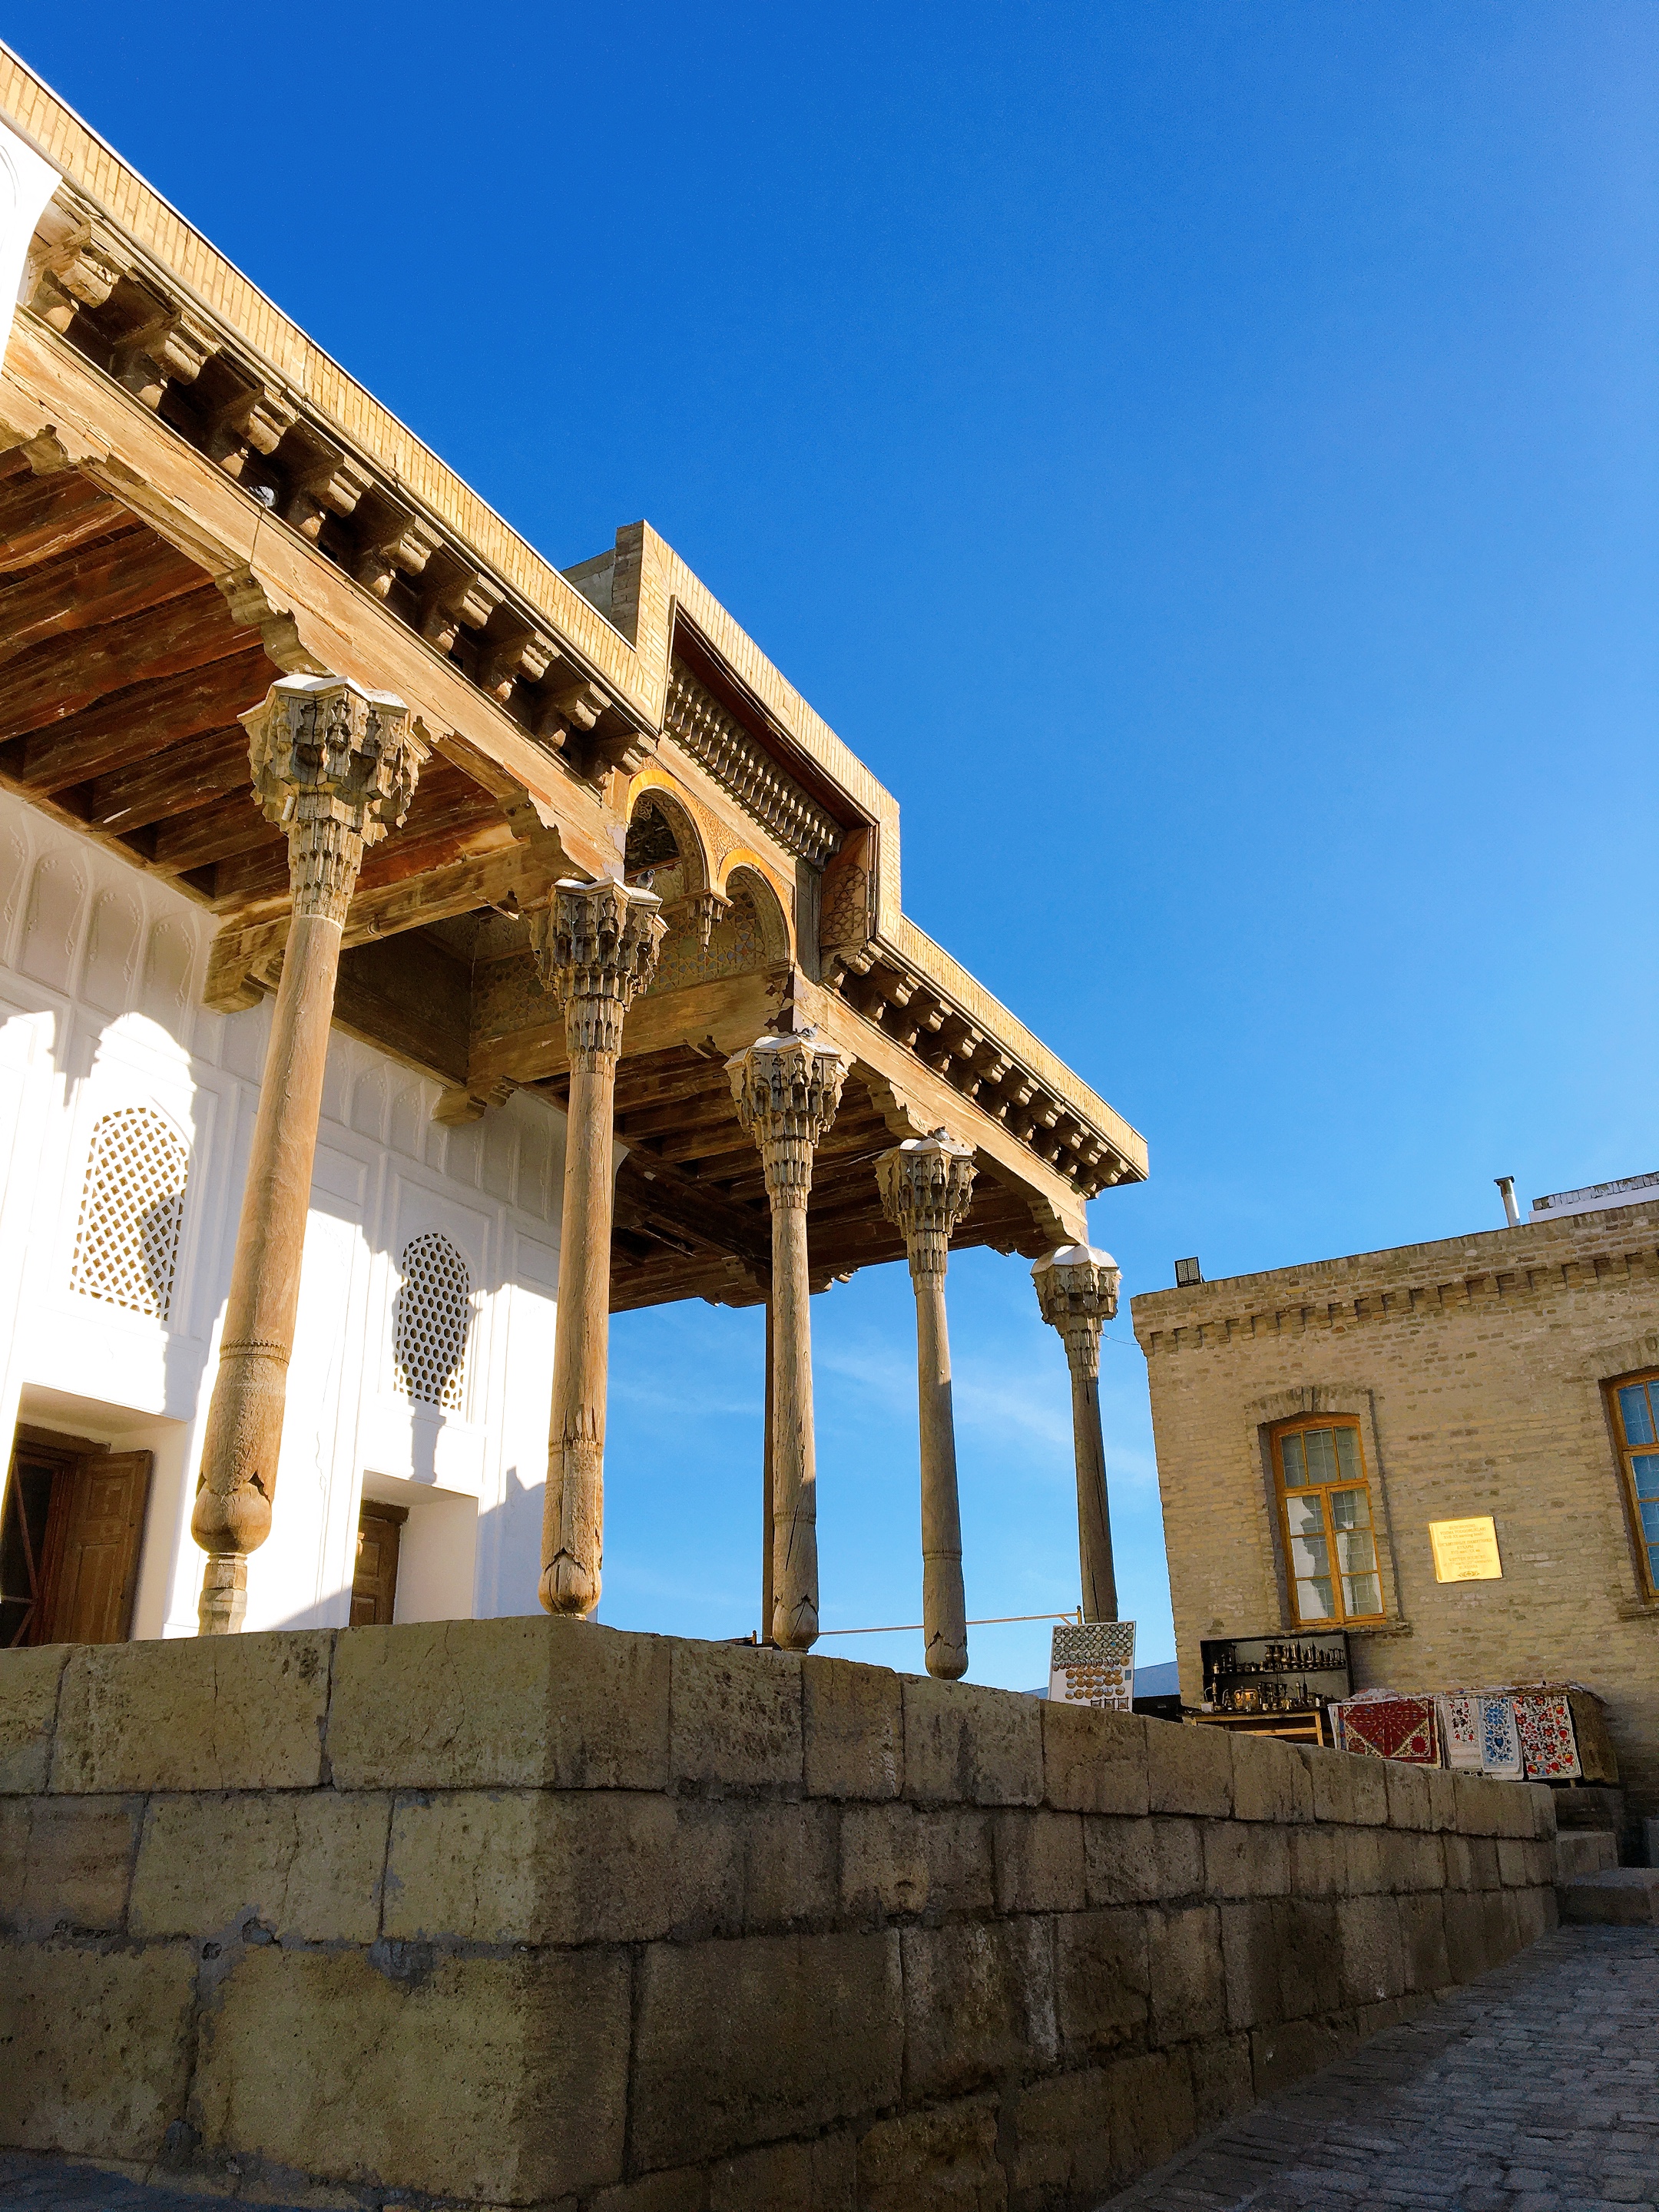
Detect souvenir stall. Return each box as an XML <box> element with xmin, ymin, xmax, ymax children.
<box><xmin>1194</xmin><ymin>1633</ymin><xmax>1352</xmax><ymax>1744</ymax></box>
<box><xmin>1327</xmin><ymin>1682</ymin><xmax>1620</xmax><ymax>1785</ymax></box>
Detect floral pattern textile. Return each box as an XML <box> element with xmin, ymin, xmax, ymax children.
<box><xmin>1512</xmin><ymin>1691</ymin><xmax>1581</xmax><ymax>1780</ymax></box>
<box><xmin>1437</xmin><ymin>1693</ymin><xmax>1484</xmax><ymax>1771</ymax></box>
<box><xmin>1477</xmin><ymin>1694</ymin><xmax>1525</xmax><ymax>1780</ymax></box>
<box><xmin>1333</xmin><ymin>1696</ymin><xmax>1439</xmax><ymax>1763</ymax></box>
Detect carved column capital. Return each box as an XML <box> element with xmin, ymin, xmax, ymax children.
<box><xmin>876</xmin><ymin>1128</ymin><xmax>976</xmax><ymax>1280</ymax></box>
<box><xmin>727</xmin><ymin>1029</ymin><xmax>849</xmax><ymax>1206</ymax></box>
<box><xmin>1032</xmin><ymin>1243</ymin><xmax>1122</xmax><ymax>1380</ymax></box>
<box><xmin>528</xmin><ymin>877</ymin><xmax>666</xmax><ymax>1067</ymax></box>
<box><xmin>242</xmin><ymin>674</ymin><xmax>425</xmax><ymax>924</ymax></box>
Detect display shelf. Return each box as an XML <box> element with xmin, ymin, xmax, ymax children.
<box><xmin>1198</xmin><ymin>1631</ymin><xmax>1351</xmax><ymax>1721</ymax></box>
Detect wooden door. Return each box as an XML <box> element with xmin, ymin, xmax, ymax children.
<box><xmin>1</xmin><ymin>1449</ymin><xmax>57</xmax><ymax>1647</ymax></box>
<box><xmin>34</xmin><ymin>1452</ymin><xmax>152</xmax><ymax>1644</ymax></box>
<box><xmin>352</xmin><ymin>1502</ymin><xmax>406</xmax><ymax>1626</ymax></box>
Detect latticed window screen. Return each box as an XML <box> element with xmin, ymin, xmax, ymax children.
<box><xmin>392</xmin><ymin>1232</ymin><xmax>472</xmax><ymax>1412</ymax></box>
<box><xmin>68</xmin><ymin>1107</ymin><xmax>190</xmax><ymax>1321</ymax></box>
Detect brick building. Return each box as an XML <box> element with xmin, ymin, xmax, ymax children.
<box><xmin>1130</xmin><ymin>1181</ymin><xmax>1659</xmax><ymax>1820</ymax></box>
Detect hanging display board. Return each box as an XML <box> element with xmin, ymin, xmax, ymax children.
<box><xmin>1049</xmin><ymin>1620</ymin><xmax>1136</xmax><ymax>1710</ymax></box>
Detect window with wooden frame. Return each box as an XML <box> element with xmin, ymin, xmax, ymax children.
<box><xmin>1270</xmin><ymin>1416</ymin><xmax>1386</xmax><ymax>1628</ymax></box>
<box><xmin>1607</xmin><ymin>1370</ymin><xmax>1659</xmax><ymax>1597</ymax></box>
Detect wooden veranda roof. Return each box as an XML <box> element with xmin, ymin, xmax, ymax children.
<box><xmin>0</xmin><ymin>51</ymin><xmax>1147</xmax><ymax>1313</ymax></box>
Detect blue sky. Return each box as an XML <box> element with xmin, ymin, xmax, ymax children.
<box><xmin>17</xmin><ymin>3</ymin><xmax>1655</xmax><ymax>1685</ymax></box>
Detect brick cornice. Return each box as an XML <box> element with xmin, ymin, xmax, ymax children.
<box><xmin>1131</xmin><ymin>1202</ymin><xmax>1659</xmax><ymax>1356</ymax></box>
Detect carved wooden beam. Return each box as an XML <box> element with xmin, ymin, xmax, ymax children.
<box><xmin>0</xmin><ymin>467</ymin><xmax>127</xmax><ymax>575</ymax></box>
<box><xmin>211</xmin><ymin>567</ymin><xmax>333</xmax><ymax>677</ymax></box>
<box><xmin>283</xmin><ymin>445</ymin><xmax>375</xmax><ymax>541</ymax></box>
<box><xmin>84</xmin><ymin>721</ymin><xmax>250</xmax><ymax>835</ymax></box>
<box><xmin>3</xmin><ymin>643</ymin><xmax>270</xmax><ymax>790</ymax></box>
<box><xmin>24</xmin><ymin>203</ymin><xmax>127</xmax><ymax>333</ymax></box>
<box><xmin>421</xmin><ymin>568</ymin><xmax>505</xmax><ymax>654</ymax></box>
<box><xmin>478</xmin><ymin>626</ymin><xmax>556</xmax><ymax>705</ymax></box>
<box><xmin>203</xmin><ymin>379</ymin><xmax>300</xmax><ymax>478</ymax></box>
<box><xmin>469</xmin><ymin>963</ymin><xmax>792</xmax><ymax>1093</ymax></box>
<box><xmin>0</xmin><ymin>528</ymin><xmax>205</xmax><ymax>671</ymax></box>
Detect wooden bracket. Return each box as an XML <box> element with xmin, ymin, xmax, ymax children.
<box><xmin>212</xmin><ymin>565</ymin><xmax>332</xmax><ymax>676</ymax></box>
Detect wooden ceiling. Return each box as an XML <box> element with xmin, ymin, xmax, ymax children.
<box><xmin>0</xmin><ymin>449</ymin><xmax>1088</xmax><ymax>1311</ymax></box>
<box><xmin>568</xmin><ymin>1041</ymin><xmax>1056</xmax><ymax>1313</ymax></box>
<box><xmin>0</xmin><ymin>452</ymin><xmax>524</xmax><ymax>927</ymax></box>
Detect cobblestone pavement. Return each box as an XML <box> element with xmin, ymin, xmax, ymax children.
<box><xmin>0</xmin><ymin>2156</ymin><xmax>309</xmax><ymax>2212</ymax></box>
<box><xmin>0</xmin><ymin>1929</ymin><xmax>1653</xmax><ymax>2210</ymax></box>
<box><xmin>1107</xmin><ymin>1927</ymin><xmax>1659</xmax><ymax>2212</ymax></box>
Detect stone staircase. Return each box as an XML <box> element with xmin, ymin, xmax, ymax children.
<box><xmin>1555</xmin><ymin>1829</ymin><xmax>1659</xmax><ymax>1925</ymax></box>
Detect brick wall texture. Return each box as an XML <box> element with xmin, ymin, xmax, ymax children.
<box><xmin>1131</xmin><ymin>1199</ymin><xmax>1659</xmax><ymax>1822</ymax></box>
<box><xmin>0</xmin><ymin>1620</ymin><xmax>1558</xmax><ymax>2211</ymax></box>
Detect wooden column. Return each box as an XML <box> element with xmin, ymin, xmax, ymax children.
<box><xmin>876</xmin><ymin>1130</ymin><xmax>977</xmax><ymax>1680</ymax></box>
<box><xmin>727</xmin><ymin>1029</ymin><xmax>848</xmax><ymax>1651</ymax></box>
<box><xmin>531</xmin><ymin>879</ymin><xmax>665</xmax><ymax>1616</ymax></box>
<box><xmin>193</xmin><ymin>674</ymin><xmax>423</xmax><ymax>1634</ymax></box>
<box><xmin>1033</xmin><ymin>1243</ymin><xmax>1124</xmax><ymax>1624</ymax></box>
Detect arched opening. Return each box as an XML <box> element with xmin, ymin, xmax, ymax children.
<box><xmin>624</xmin><ymin>788</ymin><xmax>710</xmax><ymax>902</ymax></box>
<box><xmin>720</xmin><ymin>862</ymin><xmax>791</xmax><ymax>965</ymax></box>
<box><xmin>625</xmin><ymin>792</ymin><xmax>794</xmax><ymax>993</ymax></box>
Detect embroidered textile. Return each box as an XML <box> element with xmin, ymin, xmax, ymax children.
<box><xmin>1332</xmin><ymin>1696</ymin><xmax>1438</xmax><ymax>1763</ymax></box>
<box><xmin>1513</xmin><ymin>1691</ymin><xmax>1581</xmax><ymax>1780</ymax></box>
<box><xmin>1477</xmin><ymin>1695</ymin><xmax>1524</xmax><ymax>1780</ymax></box>
<box><xmin>1438</xmin><ymin>1693</ymin><xmax>1483</xmax><ymax>1771</ymax></box>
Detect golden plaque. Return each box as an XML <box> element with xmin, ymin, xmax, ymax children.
<box><xmin>1429</xmin><ymin>1515</ymin><xmax>1503</xmax><ymax>1582</ymax></box>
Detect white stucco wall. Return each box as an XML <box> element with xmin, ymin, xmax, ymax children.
<box><xmin>0</xmin><ymin>786</ymin><xmax>565</xmax><ymax>1637</ymax></box>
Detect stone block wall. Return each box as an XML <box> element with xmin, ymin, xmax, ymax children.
<box><xmin>1</xmin><ymin>1620</ymin><xmax>1558</xmax><ymax>2210</ymax></box>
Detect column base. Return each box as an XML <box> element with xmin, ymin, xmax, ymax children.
<box><xmin>925</xmin><ymin>1638</ymin><xmax>969</xmax><ymax>1681</ymax></box>
<box><xmin>771</xmin><ymin>1596</ymin><xmax>820</xmax><ymax>1651</ymax></box>
<box><xmin>540</xmin><ymin>1553</ymin><xmax>600</xmax><ymax>1618</ymax></box>
<box><xmin>197</xmin><ymin>1554</ymin><xmax>247</xmax><ymax>1636</ymax></box>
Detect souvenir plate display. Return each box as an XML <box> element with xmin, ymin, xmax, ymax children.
<box><xmin>1049</xmin><ymin>1621</ymin><xmax>1136</xmax><ymax>1710</ymax></box>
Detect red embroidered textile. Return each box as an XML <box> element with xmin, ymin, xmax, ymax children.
<box><xmin>1335</xmin><ymin>1696</ymin><xmax>1439</xmax><ymax>1763</ymax></box>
